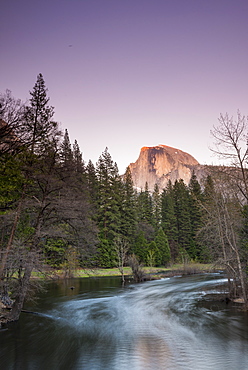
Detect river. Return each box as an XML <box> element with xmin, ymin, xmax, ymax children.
<box><xmin>0</xmin><ymin>273</ymin><xmax>248</xmax><ymax>369</ymax></box>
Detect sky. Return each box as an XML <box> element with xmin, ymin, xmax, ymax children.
<box><xmin>1</xmin><ymin>0</ymin><xmax>248</xmax><ymax>173</ymax></box>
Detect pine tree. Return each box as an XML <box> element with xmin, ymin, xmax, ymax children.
<box><xmin>173</xmin><ymin>179</ymin><xmax>192</xmax><ymax>261</ymax></box>
<box><xmin>22</xmin><ymin>73</ymin><xmax>59</xmax><ymax>155</ymax></box>
<box><xmin>60</xmin><ymin>129</ymin><xmax>73</xmax><ymax>168</ymax></box>
<box><xmin>109</xmin><ymin>161</ymin><xmax>123</xmax><ymax>237</ymax></box>
<box><xmin>203</xmin><ymin>174</ymin><xmax>215</xmax><ymax>203</ymax></box>
<box><xmin>60</xmin><ymin>132</ymin><xmax>87</xmax><ymax>193</ymax></box>
<box><xmin>161</xmin><ymin>181</ymin><xmax>178</xmax><ymax>260</ymax></box>
<box><xmin>96</xmin><ymin>148</ymin><xmax>122</xmax><ymax>266</ymax></box>
<box><xmin>0</xmin><ymin>154</ymin><xmax>24</xmax><ymax>214</ymax></box>
<box><xmin>132</xmin><ymin>230</ymin><xmax>148</xmax><ymax>264</ymax></box>
<box><xmin>73</xmin><ymin>139</ymin><xmax>84</xmax><ymax>173</ymax></box>
<box><xmin>120</xmin><ymin>166</ymin><xmax>137</xmax><ymax>243</ymax></box>
<box><xmin>188</xmin><ymin>171</ymin><xmax>203</xmax><ymax>260</ymax></box>
<box><xmin>86</xmin><ymin>160</ymin><xmax>99</xmax><ymax>205</ymax></box>
<box><xmin>155</xmin><ymin>227</ymin><xmax>171</xmax><ymax>266</ymax></box>
<box><xmin>152</xmin><ymin>183</ymin><xmax>161</xmax><ymax>230</ymax></box>
<box><xmin>137</xmin><ymin>182</ymin><xmax>153</xmax><ymax>225</ymax></box>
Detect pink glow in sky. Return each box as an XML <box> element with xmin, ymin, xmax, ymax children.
<box><xmin>1</xmin><ymin>0</ymin><xmax>248</xmax><ymax>173</ymax></box>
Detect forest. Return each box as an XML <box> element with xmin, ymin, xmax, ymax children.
<box><xmin>1</xmin><ymin>74</ymin><xmax>248</xmax><ymax>322</ymax></box>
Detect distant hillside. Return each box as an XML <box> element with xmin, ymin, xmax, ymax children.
<box><xmin>128</xmin><ymin>145</ymin><xmax>208</xmax><ymax>191</ymax></box>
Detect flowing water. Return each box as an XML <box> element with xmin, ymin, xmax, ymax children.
<box><xmin>1</xmin><ymin>273</ymin><xmax>248</xmax><ymax>370</ymax></box>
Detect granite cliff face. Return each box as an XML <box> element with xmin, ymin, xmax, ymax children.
<box><xmin>128</xmin><ymin>145</ymin><xmax>206</xmax><ymax>191</ymax></box>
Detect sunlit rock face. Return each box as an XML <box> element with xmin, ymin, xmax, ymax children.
<box><xmin>128</xmin><ymin>145</ymin><xmax>206</xmax><ymax>191</ymax></box>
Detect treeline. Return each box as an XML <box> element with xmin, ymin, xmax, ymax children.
<box><xmin>1</xmin><ymin>75</ymin><xmax>248</xmax><ymax>322</ymax></box>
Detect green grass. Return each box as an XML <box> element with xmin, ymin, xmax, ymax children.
<box><xmin>69</xmin><ymin>266</ymin><xmax>174</xmax><ymax>278</ymax></box>
<box><xmin>32</xmin><ymin>262</ymin><xmax>215</xmax><ymax>280</ymax></box>
<box><xmin>75</xmin><ymin>267</ymin><xmax>133</xmax><ymax>278</ymax></box>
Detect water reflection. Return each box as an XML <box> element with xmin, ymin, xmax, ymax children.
<box><xmin>1</xmin><ymin>274</ymin><xmax>248</xmax><ymax>369</ymax></box>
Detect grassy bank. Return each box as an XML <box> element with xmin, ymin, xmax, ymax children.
<box><xmin>32</xmin><ymin>263</ymin><xmax>215</xmax><ymax>280</ymax></box>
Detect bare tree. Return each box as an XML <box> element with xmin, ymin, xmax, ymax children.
<box><xmin>202</xmin><ymin>112</ymin><xmax>248</xmax><ymax>304</ymax></box>
<box><xmin>0</xmin><ymin>90</ymin><xmax>25</xmax><ymax>155</ymax></box>
<box><xmin>128</xmin><ymin>254</ymin><xmax>146</xmax><ymax>283</ymax></box>
<box><xmin>199</xmin><ymin>181</ymin><xmax>247</xmax><ymax>303</ymax></box>
<box><xmin>114</xmin><ymin>237</ymin><xmax>129</xmax><ymax>285</ymax></box>
<box><xmin>211</xmin><ymin>111</ymin><xmax>248</xmax><ymax>202</ymax></box>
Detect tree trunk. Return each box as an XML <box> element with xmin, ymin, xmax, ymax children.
<box><xmin>8</xmin><ymin>263</ymin><xmax>33</xmax><ymax>321</ymax></box>
<box><xmin>0</xmin><ymin>185</ymin><xmax>26</xmax><ymax>281</ymax></box>
<box><xmin>7</xmin><ymin>204</ymin><xmax>43</xmax><ymax>322</ymax></box>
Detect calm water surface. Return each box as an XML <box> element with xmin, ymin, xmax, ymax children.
<box><xmin>0</xmin><ymin>273</ymin><xmax>248</xmax><ymax>370</ymax></box>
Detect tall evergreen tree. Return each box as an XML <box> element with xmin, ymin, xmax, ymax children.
<box><xmin>188</xmin><ymin>172</ymin><xmax>203</xmax><ymax>259</ymax></box>
<box><xmin>60</xmin><ymin>132</ymin><xmax>86</xmax><ymax>189</ymax></box>
<box><xmin>161</xmin><ymin>181</ymin><xmax>178</xmax><ymax>260</ymax></box>
<box><xmin>22</xmin><ymin>73</ymin><xmax>59</xmax><ymax>155</ymax></box>
<box><xmin>60</xmin><ymin>129</ymin><xmax>73</xmax><ymax>168</ymax></box>
<box><xmin>152</xmin><ymin>183</ymin><xmax>161</xmax><ymax>230</ymax></box>
<box><xmin>121</xmin><ymin>166</ymin><xmax>137</xmax><ymax>242</ymax></box>
<box><xmin>132</xmin><ymin>230</ymin><xmax>148</xmax><ymax>264</ymax></box>
<box><xmin>203</xmin><ymin>174</ymin><xmax>215</xmax><ymax>203</ymax></box>
<box><xmin>86</xmin><ymin>160</ymin><xmax>99</xmax><ymax>205</ymax></box>
<box><xmin>0</xmin><ymin>154</ymin><xmax>24</xmax><ymax>214</ymax></box>
<box><xmin>137</xmin><ymin>182</ymin><xmax>153</xmax><ymax>225</ymax></box>
<box><xmin>96</xmin><ymin>148</ymin><xmax>122</xmax><ymax>266</ymax></box>
<box><xmin>173</xmin><ymin>179</ymin><xmax>192</xmax><ymax>260</ymax></box>
<box><xmin>73</xmin><ymin>139</ymin><xmax>84</xmax><ymax>173</ymax></box>
<box><xmin>154</xmin><ymin>227</ymin><xmax>171</xmax><ymax>266</ymax></box>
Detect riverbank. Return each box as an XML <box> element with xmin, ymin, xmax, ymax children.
<box><xmin>32</xmin><ymin>262</ymin><xmax>215</xmax><ymax>280</ymax></box>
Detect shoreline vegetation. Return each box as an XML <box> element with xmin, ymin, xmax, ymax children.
<box><xmin>31</xmin><ymin>262</ymin><xmax>215</xmax><ymax>280</ymax></box>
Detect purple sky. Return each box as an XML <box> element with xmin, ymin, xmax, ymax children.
<box><xmin>1</xmin><ymin>0</ymin><xmax>248</xmax><ymax>173</ymax></box>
